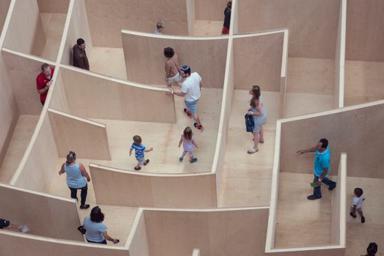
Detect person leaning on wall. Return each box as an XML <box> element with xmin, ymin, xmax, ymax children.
<box><xmin>72</xmin><ymin>38</ymin><xmax>90</xmax><ymax>70</ymax></box>
<box><xmin>58</xmin><ymin>151</ymin><xmax>91</xmax><ymax>209</ymax></box>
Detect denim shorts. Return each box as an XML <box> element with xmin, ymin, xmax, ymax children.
<box><xmin>185</xmin><ymin>100</ymin><xmax>199</xmax><ymax>114</ymax></box>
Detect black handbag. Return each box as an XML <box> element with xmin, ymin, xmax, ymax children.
<box><xmin>77</xmin><ymin>225</ymin><xmax>86</xmax><ymax>235</ymax></box>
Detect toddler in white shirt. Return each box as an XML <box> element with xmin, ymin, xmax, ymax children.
<box><xmin>350</xmin><ymin>187</ymin><xmax>365</xmax><ymax>223</ymax></box>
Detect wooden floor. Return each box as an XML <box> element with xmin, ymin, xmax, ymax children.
<box><xmin>275</xmin><ymin>172</ymin><xmax>332</xmax><ymax>248</ymax></box>
<box><xmin>218</xmin><ymin>90</ymin><xmax>280</xmax><ymax>207</ymax></box>
<box><xmin>192</xmin><ymin>20</ymin><xmax>223</xmax><ymax>37</ymax></box>
<box><xmin>88</xmin><ymin>47</ymin><xmax>127</xmax><ymax>80</ymax></box>
<box><xmin>345</xmin><ymin>60</ymin><xmax>384</xmax><ymax>106</ymax></box>
<box><xmin>0</xmin><ymin>115</ymin><xmax>39</xmax><ymax>183</ymax></box>
<box><xmin>39</xmin><ymin>13</ymin><xmax>66</xmax><ymax>61</ymax></box>
<box><xmin>92</xmin><ymin>88</ymin><xmax>222</xmax><ymax>173</ymax></box>
<box><xmin>345</xmin><ymin>177</ymin><xmax>384</xmax><ymax>256</ymax></box>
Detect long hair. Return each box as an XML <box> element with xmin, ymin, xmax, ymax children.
<box><xmin>183</xmin><ymin>127</ymin><xmax>193</xmax><ymax>140</ymax></box>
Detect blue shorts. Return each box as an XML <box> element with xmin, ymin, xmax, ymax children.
<box><xmin>185</xmin><ymin>100</ymin><xmax>199</xmax><ymax>115</ymax></box>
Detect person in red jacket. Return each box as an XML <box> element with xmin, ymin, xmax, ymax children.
<box><xmin>36</xmin><ymin>63</ymin><xmax>54</xmax><ymax>105</ymax></box>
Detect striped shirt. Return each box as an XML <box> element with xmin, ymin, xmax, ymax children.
<box><xmin>131</xmin><ymin>143</ymin><xmax>146</xmax><ymax>159</ymax></box>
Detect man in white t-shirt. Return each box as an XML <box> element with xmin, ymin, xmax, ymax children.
<box><xmin>171</xmin><ymin>65</ymin><xmax>204</xmax><ymax>130</ymax></box>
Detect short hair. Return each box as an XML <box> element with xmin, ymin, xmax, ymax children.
<box><xmin>164</xmin><ymin>47</ymin><xmax>174</xmax><ymax>58</ymax></box>
<box><xmin>90</xmin><ymin>206</ymin><xmax>104</xmax><ymax>223</ymax></box>
<box><xmin>66</xmin><ymin>151</ymin><xmax>76</xmax><ymax>164</ymax></box>
<box><xmin>180</xmin><ymin>64</ymin><xmax>191</xmax><ymax>75</ymax></box>
<box><xmin>227</xmin><ymin>1</ymin><xmax>232</xmax><ymax>8</ymax></box>
<box><xmin>319</xmin><ymin>138</ymin><xmax>328</xmax><ymax>149</ymax></box>
<box><xmin>354</xmin><ymin>187</ymin><xmax>363</xmax><ymax>197</ymax></box>
<box><xmin>367</xmin><ymin>242</ymin><xmax>378</xmax><ymax>256</ymax></box>
<box><xmin>41</xmin><ymin>63</ymin><xmax>50</xmax><ymax>71</ymax></box>
<box><xmin>133</xmin><ymin>135</ymin><xmax>142</xmax><ymax>145</ymax></box>
<box><xmin>156</xmin><ymin>21</ymin><xmax>164</xmax><ymax>29</ymax></box>
<box><xmin>77</xmin><ymin>38</ymin><xmax>85</xmax><ymax>45</ymax></box>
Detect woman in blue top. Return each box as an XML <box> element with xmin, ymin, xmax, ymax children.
<box><xmin>83</xmin><ymin>206</ymin><xmax>119</xmax><ymax>244</ymax></box>
<box><xmin>58</xmin><ymin>151</ymin><xmax>91</xmax><ymax>209</ymax></box>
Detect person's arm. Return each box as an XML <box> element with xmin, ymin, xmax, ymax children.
<box><xmin>103</xmin><ymin>231</ymin><xmax>119</xmax><ymax>244</ymax></box>
<box><xmin>145</xmin><ymin>147</ymin><xmax>154</xmax><ymax>153</ymax></box>
<box><xmin>79</xmin><ymin>163</ymin><xmax>91</xmax><ymax>182</ymax></box>
<box><xmin>178</xmin><ymin>136</ymin><xmax>183</xmax><ymax>147</ymax></box>
<box><xmin>192</xmin><ymin>139</ymin><xmax>198</xmax><ymax>148</ymax></box>
<box><xmin>296</xmin><ymin>145</ymin><xmax>317</xmax><ymax>155</ymax></box>
<box><xmin>318</xmin><ymin>168</ymin><xmax>328</xmax><ymax>181</ymax></box>
<box><xmin>200</xmin><ymin>80</ymin><xmax>204</xmax><ymax>89</ymax></box>
<box><xmin>58</xmin><ymin>163</ymin><xmax>65</xmax><ymax>175</ymax></box>
<box><xmin>172</xmin><ymin>89</ymin><xmax>186</xmax><ymax>97</ymax></box>
<box><xmin>164</xmin><ymin>62</ymin><xmax>171</xmax><ymax>79</ymax></box>
<box><xmin>129</xmin><ymin>147</ymin><xmax>133</xmax><ymax>156</ymax></box>
<box><xmin>37</xmin><ymin>77</ymin><xmax>50</xmax><ymax>94</ymax></box>
<box><xmin>247</xmin><ymin>109</ymin><xmax>262</xmax><ymax>116</ymax></box>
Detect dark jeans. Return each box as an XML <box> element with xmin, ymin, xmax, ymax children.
<box><xmin>69</xmin><ymin>185</ymin><xmax>88</xmax><ymax>206</ymax></box>
<box><xmin>87</xmin><ymin>239</ymin><xmax>107</xmax><ymax>244</ymax></box>
<box><xmin>313</xmin><ymin>175</ymin><xmax>336</xmax><ymax>198</ymax></box>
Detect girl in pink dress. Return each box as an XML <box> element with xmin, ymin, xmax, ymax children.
<box><xmin>178</xmin><ymin>127</ymin><xmax>198</xmax><ymax>163</ymax></box>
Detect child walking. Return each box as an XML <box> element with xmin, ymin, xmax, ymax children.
<box><xmin>350</xmin><ymin>187</ymin><xmax>366</xmax><ymax>223</ymax></box>
<box><xmin>129</xmin><ymin>135</ymin><xmax>153</xmax><ymax>171</ymax></box>
<box><xmin>178</xmin><ymin>127</ymin><xmax>198</xmax><ymax>163</ymax></box>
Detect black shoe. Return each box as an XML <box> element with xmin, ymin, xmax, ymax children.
<box><xmin>80</xmin><ymin>204</ymin><xmax>90</xmax><ymax>210</ymax></box>
<box><xmin>134</xmin><ymin>166</ymin><xmax>141</xmax><ymax>171</ymax></box>
<box><xmin>328</xmin><ymin>183</ymin><xmax>336</xmax><ymax>191</ymax></box>
<box><xmin>361</xmin><ymin>216</ymin><xmax>365</xmax><ymax>223</ymax></box>
<box><xmin>143</xmin><ymin>159</ymin><xmax>150</xmax><ymax>166</ymax></box>
<box><xmin>190</xmin><ymin>157</ymin><xmax>198</xmax><ymax>163</ymax></box>
<box><xmin>179</xmin><ymin>157</ymin><xmax>183</xmax><ymax>162</ymax></box>
<box><xmin>350</xmin><ymin>212</ymin><xmax>357</xmax><ymax>218</ymax></box>
<box><xmin>307</xmin><ymin>195</ymin><xmax>321</xmax><ymax>200</ymax></box>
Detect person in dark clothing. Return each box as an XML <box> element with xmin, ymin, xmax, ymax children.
<box><xmin>222</xmin><ymin>1</ymin><xmax>232</xmax><ymax>34</ymax></box>
<box><xmin>72</xmin><ymin>38</ymin><xmax>90</xmax><ymax>70</ymax></box>
<box><xmin>363</xmin><ymin>242</ymin><xmax>378</xmax><ymax>256</ymax></box>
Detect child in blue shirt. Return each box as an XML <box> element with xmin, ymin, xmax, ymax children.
<box><xmin>129</xmin><ymin>135</ymin><xmax>153</xmax><ymax>171</ymax></box>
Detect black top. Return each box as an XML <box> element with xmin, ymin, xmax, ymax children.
<box><xmin>223</xmin><ymin>7</ymin><xmax>231</xmax><ymax>28</ymax></box>
<box><xmin>72</xmin><ymin>44</ymin><xmax>90</xmax><ymax>70</ymax></box>
<box><xmin>0</xmin><ymin>218</ymin><xmax>10</xmax><ymax>229</ymax></box>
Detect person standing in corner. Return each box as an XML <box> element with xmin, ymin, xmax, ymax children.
<box><xmin>36</xmin><ymin>63</ymin><xmax>54</xmax><ymax>105</ymax></box>
<box><xmin>72</xmin><ymin>38</ymin><xmax>90</xmax><ymax>70</ymax></box>
<box><xmin>222</xmin><ymin>1</ymin><xmax>232</xmax><ymax>35</ymax></box>
<box><xmin>297</xmin><ymin>138</ymin><xmax>337</xmax><ymax>200</ymax></box>
<box><xmin>58</xmin><ymin>151</ymin><xmax>91</xmax><ymax>209</ymax></box>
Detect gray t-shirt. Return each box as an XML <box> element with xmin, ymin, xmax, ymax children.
<box><xmin>83</xmin><ymin>217</ymin><xmax>107</xmax><ymax>242</ymax></box>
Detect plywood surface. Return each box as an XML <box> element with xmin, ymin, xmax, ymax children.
<box><xmin>144</xmin><ymin>208</ymin><xmax>269</xmax><ymax>256</ymax></box>
<box><xmin>0</xmin><ymin>0</ymin><xmax>11</xmax><ymax>33</ymax></box>
<box><xmin>233</xmin><ymin>33</ymin><xmax>284</xmax><ymax>91</ymax></box>
<box><xmin>0</xmin><ymin>115</ymin><xmax>39</xmax><ymax>183</ymax></box>
<box><xmin>37</xmin><ymin>0</ymin><xmax>69</xmax><ymax>13</ymax></box>
<box><xmin>59</xmin><ymin>67</ymin><xmax>177</xmax><ymax>123</ymax></box>
<box><xmin>192</xmin><ymin>20</ymin><xmax>223</xmax><ymax>37</ymax></box>
<box><xmin>0</xmin><ymin>185</ymin><xmax>82</xmax><ymax>240</ymax></box>
<box><xmin>122</xmin><ymin>32</ymin><xmax>228</xmax><ymax>88</ymax></box>
<box><xmin>88</xmin><ymin>47</ymin><xmax>127</xmax><ymax>80</ymax></box>
<box><xmin>85</xmin><ymin>0</ymin><xmax>189</xmax><ymax>47</ymax></box>
<box><xmin>194</xmin><ymin>0</ymin><xmax>228</xmax><ymax>20</ymax></box>
<box><xmin>237</xmin><ymin>0</ymin><xmax>340</xmax><ymax>59</ymax></box>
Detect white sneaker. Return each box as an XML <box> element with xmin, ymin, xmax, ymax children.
<box><xmin>18</xmin><ymin>225</ymin><xmax>30</xmax><ymax>233</ymax></box>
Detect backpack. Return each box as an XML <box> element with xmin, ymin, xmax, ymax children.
<box><xmin>245</xmin><ymin>113</ymin><xmax>254</xmax><ymax>133</ymax></box>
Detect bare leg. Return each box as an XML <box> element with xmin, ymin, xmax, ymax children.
<box><xmin>248</xmin><ymin>132</ymin><xmax>259</xmax><ymax>154</ymax></box>
<box><xmin>179</xmin><ymin>151</ymin><xmax>187</xmax><ymax>161</ymax></box>
<box><xmin>193</xmin><ymin>113</ymin><xmax>203</xmax><ymax>130</ymax></box>
<box><xmin>259</xmin><ymin>126</ymin><xmax>265</xmax><ymax>143</ymax></box>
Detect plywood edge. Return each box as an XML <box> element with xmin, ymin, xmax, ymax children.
<box><xmin>55</xmin><ymin>0</ymin><xmax>75</xmax><ymax>64</ymax></box>
<box><xmin>89</xmin><ymin>163</ymin><xmax>213</xmax><ymax>178</ymax></box>
<box><xmin>335</xmin><ymin>0</ymin><xmax>347</xmax><ymax>109</ymax></box>
<box><xmin>280</xmin><ymin>99</ymin><xmax>384</xmax><ymax>124</ymax></box>
<box><xmin>0</xmin><ymin>0</ymin><xmax>16</xmax><ymax>48</ymax></box>
<box><xmin>211</xmin><ymin>37</ymin><xmax>233</xmax><ymax>174</ymax></box>
<box><xmin>48</xmin><ymin>108</ymin><xmax>106</xmax><ymax>128</ymax></box>
<box><xmin>121</xmin><ymin>29</ymin><xmax>229</xmax><ymax>41</ymax></box>
<box><xmin>338</xmin><ymin>153</ymin><xmax>347</xmax><ymax>248</ymax></box>
<box><xmin>0</xmin><ymin>229</ymin><xmax>129</xmax><ymax>250</ymax></box>
<box><xmin>232</xmin><ymin>28</ymin><xmax>287</xmax><ymax>39</ymax></box>
<box><xmin>229</xmin><ymin>0</ymin><xmax>238</xmax><ymax>35</ymax></box>
<box><xmin>60</xmin><ymin>64</ymin><xmax>170</xmax><ymax>92</ymax></box>
<box><xmin>2</xmin><ymin>47</ymin><xmax>56</xmax><ymax>66</ymax></box>
<box><xmin>9</xmin><ymin>66</ymin><xmax>61</xmax><ymax>185</ymax></box>
<box><xmin>266</xmin><ymin>245</ymin><xmax>345</xmax><ymax>254</ymax></box>
<box><xmin>265</xmin><ymin>121</ymin><xmax>282</xmax><ymax>251</ymax></box>
<box><xmin>125</xmin><ymin>208</ymin><xmax>144</xmax><ymax>249</ymax></box>
<box><xmin>0</xmin><ymin>182</ymin><xmax>75</xmax><ymax>203</ymax></box>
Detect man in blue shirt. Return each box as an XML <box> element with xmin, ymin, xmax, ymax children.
<box><xmin>297</xmin><ymin>138</ymin><xmax>337</xmax><ymax>200</ymax></box>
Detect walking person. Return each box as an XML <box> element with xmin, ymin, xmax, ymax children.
<box><xmin>350</xmin><ymin>187</ymin><xmax>366</xmax><ymax>223</ymax></box>
<box><xmin>362</xmin><ymin>242</ymin><xmax>378</xmax><ymax>256</ymax></box>
<box><xmin>72</xmin><ymin>38</ymin><xmax>90</xmax><ymax>70</ymax></box>
<box><xmin>178</xmin><ymin>127</ymin><xmax>198</xmax><ymax>163</ymax></box>
<box><xmin>222</xmin><ymin>1</ymin><xmax>232</xmax><ymax>34</ymax></box>
<box><xmin>297</xmin><ymin>138</ymin><xmax>337</xmax><ymax>200</ymax></box>
<box><xmin>171</xmin><ymin>65</ymin><xmax>204</xmax><ymax>130</ymax></box>
<box><xmin>58</xmin><ymin>151</ymin><xmax>91</xmax><ymax>209</ymax></box>
<box><xmin>0</xmin><ymin>218</ymin><xmax>29</xmax><ymax>233</ymax></box>
<box><xmin>82</xmin><ymin>206</ymin><xmax>119</xmax><ymax>245</ymax></box>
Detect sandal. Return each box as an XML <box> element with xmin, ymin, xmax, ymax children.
<box><xmin>259</xmin><ymin>139</ymin><xmax>265</xmax><ymax>144</ymax></box>
<box><xmin>193</xmin><ymin>122</ymin><xmax>204</xmax><ymax>130</ymax></box>
<box><xmin>143</xmin><ymin>159</ymin><xmax>150</xmax><ymax>166</ymax></box>
<box><xmin>184</xmin><ymin>108</ymin><xmax>192</xmax><ymax>118</ymax></box>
